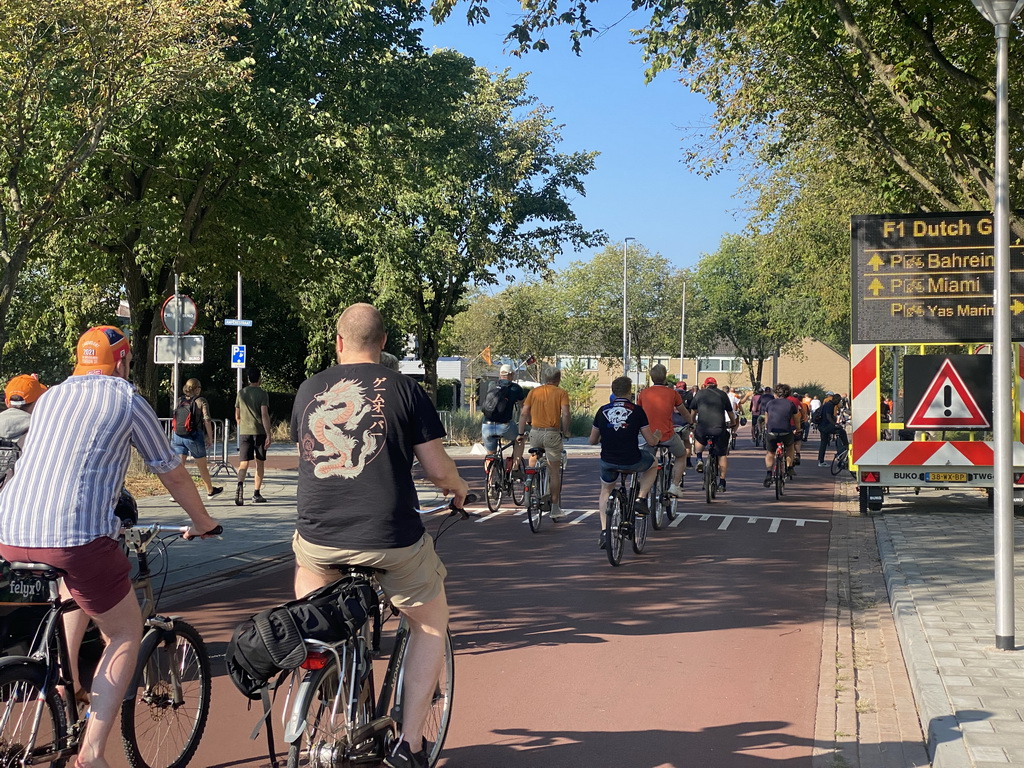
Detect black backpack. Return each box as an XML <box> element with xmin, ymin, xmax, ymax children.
<box><xmin>482</xmin><ymin>380</ymin><xmax>515</xmax><ymax>422</ymax></box>
<box><xmin>225</xmin><ymin>575</ymin><xmax>379</xmax><ymax>700</ymax></box>
<box><xmin>172</xmin><ymin>397</ymin><xmax>199</xmax><ymax>437</ymax></box>
<box><xmin>811</xmin><ymin>406</ymin><xmax>825</xmax><ymax>424</ymax></box>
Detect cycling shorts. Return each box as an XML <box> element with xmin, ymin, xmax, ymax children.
<box><xmin>766</xmin><ymin>431</ymin><xmax>795</xmax><ymax>453</ymax></box>
<box><xmin>694</xmin><ymin>426</ymin><xmax>730</xmax><ymax>456</ymax></box>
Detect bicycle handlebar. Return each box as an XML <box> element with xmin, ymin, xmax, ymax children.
<box><xmin>416</xmin><ymin>493</ymin><xmax>478</xmax><ymax>519</ymax></box>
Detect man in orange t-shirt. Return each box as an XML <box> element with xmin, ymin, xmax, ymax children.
<box><xmin>636</xmin><ymin>364</ymin><xmax>694</xmax><ymax>497</ymax></box>
<box><xmin>517</xmin><ymin>366</ymin><xmax>571</xmax><ymax>520</ymax></box>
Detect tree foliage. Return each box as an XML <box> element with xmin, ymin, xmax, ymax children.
<box><xmin>0</xmin><ymin>0</ymin><xmax>245</xmax><ymax>370</ymax></box>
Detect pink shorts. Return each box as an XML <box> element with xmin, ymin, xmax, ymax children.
<box><xmin>0</xmin><ymin>536</ymin><xmax>132</xmax><ymax>616</ymax></box>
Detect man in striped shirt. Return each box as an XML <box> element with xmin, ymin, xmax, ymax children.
<box><xmin>0</xmin><ymin>326</ymin><xmax>220</xmax><ymax>768</ymax></box>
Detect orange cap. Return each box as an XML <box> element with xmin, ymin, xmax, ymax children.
<box><xmin>73</xmin><ymin>326</ymin><xmax>130</xmax><ymax>376</ymax></box>
<box><xmin>5</xmin><ymin>374</ymin><xmax>47</xmax><ymax>407</ymax></box>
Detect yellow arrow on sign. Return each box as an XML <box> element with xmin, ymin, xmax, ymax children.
<box><xmin>1012</xmin><ymin>299</ymin><xmax>1024</xmax><ymax>315</ymax></box>
<box><xmin>867</xmin><ymin>253</ymin><xmax>885</xmax><ymax>271</ymax></box>
<box><xmin>868</xmin><ymin>278</ymin><xmax>884</xmax><ymax>296</ymax></box>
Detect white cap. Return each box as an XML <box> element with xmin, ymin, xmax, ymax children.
<box><xmin>499</xmin><ymin>364</ymin><xmax>513</xmax><ymax>374</ymax></box>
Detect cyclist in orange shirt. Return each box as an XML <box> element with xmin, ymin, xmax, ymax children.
<box><xmin>517</xmin><ymin>366</ymin><xmax>571</xmax><ymax>520</ymax></box>
<box><xmin>636</xmin><ymin>364</ymin><xmax>693</xmax><ymax>496</ymax></box>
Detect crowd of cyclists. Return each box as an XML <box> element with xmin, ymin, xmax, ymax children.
<box><xmin>487</xmin><ymin>366</ymin><xmax>854</xmax><ymax>539</ymax></box>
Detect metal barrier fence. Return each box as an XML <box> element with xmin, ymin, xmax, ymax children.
<box><xmin>157</xmin><ymin>418</ymin><xmax>235</xmax><ymax>477</ymax></box>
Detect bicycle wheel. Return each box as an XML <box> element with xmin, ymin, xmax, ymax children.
<box><xmin>774</xmin><ymin>458</ymin><xmax>785</xmax><ymax>501</ymax></box>
<box><xmin>703</xmin><ymin>459</ymin><xmax>714</xmax><ymax>504</ymax></box>
<box><xmin>631</xmin><ymin>497</ymin><xmax>648</xmax><ymax>554</ymax></box>
<box><xmin>527</xmin><ymin>475</ymin><xmax>543</xmax><ymax>533</ymax></box>
<box><xmin>395</xmin><ymin>629</ymin><xmax>455</xmax><ymax>768</ymax></box>
<box><xmin>485</xmin><ymin>460</ymin><xmax>503</xmax><ymax>513</ymax></box>
<box><xmin>511</xmin><ymin>460</ymin><xmax>526</xmax><ymax>506</ymax></box>
<box><xmin>606</xmin><ymin>491</ymin><xmax>624</xmax><ymax>567</ymax></box>
<box><xmin>121</xmin><ymin>619</ymin><xmax>211</xmax><ymax>768</ymax></box>
<box><xmin>286</xmin><ymin>652</ymin><xmax>373</xmax><ymax>768</ymax></box>
<box><xmin>710</xmin><ymin>458</ymin><xmax>719</xmax><ymax>500</ymax></box>
<box><xmin>830</xmin><ymin>449</ymin><xmax>847</xmax><ymax>476</ymax></box>
<box><xmin>648</xmin><ymin>470</ymin><xmax>666</xmax><ymax>531</ymax></box>
<box><xmin>0</xmin><ymin>665</ymin><xmax>68</xmax><ymax>768</ymax></box>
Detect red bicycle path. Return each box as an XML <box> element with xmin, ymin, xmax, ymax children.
<box><xmin>109</xmin><ymin>443</ymin><xmax>836</xmax><ymax>768</ymax></box>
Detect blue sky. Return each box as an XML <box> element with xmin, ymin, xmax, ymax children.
<box><xmin>419</xmin><ymin>2</ymin><xmax>749</xmax><ymax>273</ymax></box>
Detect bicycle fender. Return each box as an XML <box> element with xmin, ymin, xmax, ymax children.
<box><xmin>0</xmin><ymin>655</ymin><xmax>48</xmax><ymax>686</ymax></box>
<box><xmin>283</xmin><ymin>664</ymin><xmax>333</xmax><ymax>744</ymax></box>
<box><xmin>123</xmin><ymin>624</ymin><xmax>177</xmax><ymax>701</ymax></box>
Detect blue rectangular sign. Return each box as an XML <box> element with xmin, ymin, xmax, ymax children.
<box><xmin>224</xmin><ymin>318</ymin><xmax>253</xmax><ymax>327</ymax></box>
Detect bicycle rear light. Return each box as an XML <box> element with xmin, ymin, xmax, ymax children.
<box><xmin>300</xmin><ymin>651</ymin><xmax>329</xmax><ymax>670</ymax></box>
<box><xmin>524</xmin><ymin>467</ymin><xmax>538</xmax><ymax>475</ymax></box>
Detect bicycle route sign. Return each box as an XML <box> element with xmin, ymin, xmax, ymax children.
<box><xmin>851</xmin><ymin>211</ymin><xmax>1024</xmax><ymax>343</ymax></box>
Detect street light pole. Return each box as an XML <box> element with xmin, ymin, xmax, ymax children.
<box><xmin>679</xmin><ymin>280</ymin><xmax>686</xmax><ymax>380</ymax></box>
<box><xmin>623</xmin><ymin>237</ymin><xmax>635</xmax><ymax>378</ymax></box>
<box><xmin>971</xmin><ymin>0</ymin><xmax>1024</xmax><ymax>651</ymax></box>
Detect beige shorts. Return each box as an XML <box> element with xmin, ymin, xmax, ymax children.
<box><xmin>660</xmin><ymin>432</ymin><xmax>687</xmax><ymax>458</ymax></box>
<box><xmin>529</xmin><ymin>428</ymin><xmax>564</xmax><ymax>465</ymax></box>
<box><xmin>292</xmin><ymin>531</ymin><xmax>447</xmax><ymax>609</ymax></box>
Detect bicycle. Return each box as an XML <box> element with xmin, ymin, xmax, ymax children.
<box><xmin>752</xmin><ymin>417</ymin><xmax>765</xmax><ymax>449</ymax></box>
<box><xmin>483</xmin><ymin>438</ymin><xmax>525</xmax><ymax>513</ymax></box>
<box><xmin>282</xmin><ymin>496</ymin><xmax>474</xmax><ymax>768</ymax></box>
<box><xmin>605</xmin><ymin>469</ymin><xmax>648</xmax><ymax>567</ymax></box>
<box><xmin>830</xmin><ymin>427</ymin><xmax>851</xmax><ymax>476</ymax></box>
<box><xmin>646</xmin><ymin>444</ymin><xmax>677</xmax><ymax>530</ymax></box>
<box><xmin>700</xmin><ymin>437</ymin><xmax>723</xmax><ymax>504</ymax></box>
<box><xmin>523</xmin><ymin>447</ymin><xmax>567</xmax><ymax>533</ymax></box>
<box><xmin>0</xmin><ymin>439</ymin><xmax>20</xmax><ymax>490</ymax></box>
<box><xmin>0</xmin><ymin>521</ymin><xmax>222</xmax><ymax>768</ymax></box>
<box><xmin>769</xmin><ymin>435</ymin><xmax>787</xmax><ymax>500</ymax></box>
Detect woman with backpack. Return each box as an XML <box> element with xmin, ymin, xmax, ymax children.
<box><xmin>171</xmin><ymin>378</ymin><xmax>223</xmax><ymax>499</ymax></box>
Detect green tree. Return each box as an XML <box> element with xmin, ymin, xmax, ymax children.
<box><xmin>357</xmin><ymin>58</ymin><xmax>602</xmax><ymax>401</ymax></box>
<box><xmin>559</xmin><ymin>358</ymin><xmax>598</xmax><ymax>411</ymax></box>
<box><xmin>0</xmin><ymin>0</ymin><xmax>244</xmax><ymax>371</ymax></box>
<box><xmin>556</xmin><ymin>241</ymin><xmax>684</xmax><ymax>373</ymax></box>
<box><xmin>687</xmin><ymin>233</ymin><xmax>805</xmax><ymax>388</ymax></box>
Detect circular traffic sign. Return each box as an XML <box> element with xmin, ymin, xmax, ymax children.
<box><xmin>161</xmin><ymin>294</ymin><xmax>198</xmax><ymax>335</ymax></box>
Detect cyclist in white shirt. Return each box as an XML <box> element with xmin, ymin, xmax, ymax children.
<box><xmin>0</xmin><ymin>326</ymin><xmax>220</xmax><ymax>768</ymax></box>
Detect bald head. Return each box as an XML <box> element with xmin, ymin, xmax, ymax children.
<box><xmin>337</xmin><ymin>304</ymin><xmax>386</xmax><ymax>346</ymax></box>
<box><xmin>336</xmin><ymin>303</ymin><xmax>386</xmax><ymax>363</ymax></box>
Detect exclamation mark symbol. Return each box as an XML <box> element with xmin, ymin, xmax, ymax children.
<box><xmin>944</xmin><ymin>384</ymin><xmax>952</xmax><ymax>416</ymax></box>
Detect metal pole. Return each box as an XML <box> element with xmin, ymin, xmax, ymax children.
<box><xmin>622</xmin><ymin>238</ymin><xmax>633</xmax><ymax>377</ymax></box>
<box><xmin>172</xmin><ymin>273</ymin><xmax>180</xmax><ymax>414</ymax></box>
<box><xmin>993</xmin><ymin>21</ymin><xmax>1015</xmax><ymax>651</ymax></box>
<box><xmin>236</xmin><ymin>270</ymin><xmax>243</xmax><ymax>453</ymax></box>
<box><xmin>679</xmin><ymin>281</ymin><xmax>686</xmax><ymax>379</ymax></box>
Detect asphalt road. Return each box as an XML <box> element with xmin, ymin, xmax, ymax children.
<box><xmin>108</xmin><ymin>440</ymin><xmax>840</xmax><ymax>768</ymax></box>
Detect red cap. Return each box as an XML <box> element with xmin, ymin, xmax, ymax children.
<box><xmin>704</xmin><ymin>377</ymin><xmax>717</xmax><ymax>387</ymax></box>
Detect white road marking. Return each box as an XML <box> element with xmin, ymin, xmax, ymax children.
<box><xmin>569</xmin><ymin>511</ymin><xmax>597</xmax><ymax>524</ymax></box>
<box><xmin>475</xmin><ymin>512</ymin><xmax>504</xmax><ymax>523</ymax></box>
<box><xmin>768</xmin><ymin>518</ymin><xmax>782</xmax><ymax>533</ymax></box>
<box><xmin>718</xmin><ymin>516</ymin><xmax>734</xmax><ymax>531</ymax></box>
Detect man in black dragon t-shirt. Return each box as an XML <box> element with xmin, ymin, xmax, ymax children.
<box><xmin>289</xmin><ymin>303</ymin><xmax>469</xmax><ymax>768</ymax></box>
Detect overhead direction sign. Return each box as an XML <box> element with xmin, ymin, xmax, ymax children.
<box><xmin>852</xmin><ymin>211</ymin><xmax>1024</xmax><ymax>343</ymax></box>
<box><xmin>904</xmin><ymin>355</ymin><xmax>993</xmax><ymax>430</ymax></box>
<box><xmin>906</xmin><ymin>359</ymin><xmax>990</xmax><ymax>429</ymax></box>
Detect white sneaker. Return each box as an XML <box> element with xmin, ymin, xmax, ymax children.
<box><xmin>549</xmin><ymin>503</ymin><xmax>567</xmax><ymax>521</ymax></box>
<box><xmin>668</xmin><ymin>483</ymin><xmax>683</xmax><ymax>498</ymax></box>
<box><xmin>817</xmin><ymin>462</ymin><xmax>829</xmax><ymax>467</ymax></box>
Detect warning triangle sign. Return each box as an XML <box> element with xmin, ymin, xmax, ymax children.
<box><xmin>906</xmin><ymin>359</ymin><xmax>990</xmax><ymax>429</ymax></box>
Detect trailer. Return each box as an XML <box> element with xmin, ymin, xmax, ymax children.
<box><xmin>849</xmin><ymin>342</ymin><xmax>1024</xmax><ymax>514</ymax></box>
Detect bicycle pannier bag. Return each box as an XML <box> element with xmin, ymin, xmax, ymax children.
<box><xmin>226</xmin><ymin>575</ymin><xmax>378</xmax><ymax>699</ymax></box>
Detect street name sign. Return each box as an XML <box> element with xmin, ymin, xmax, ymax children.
<box><xmin>224</xmin><ymin>318</ymin><xmax>253</xmax><ymax>327</ymax></box>
<box><xmin>852</xmin><ymin>211</ymin><xmax>1024</xmax><ymax>343</ymax></box>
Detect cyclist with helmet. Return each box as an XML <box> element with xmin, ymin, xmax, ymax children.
<box><xmin>691</xmin><ymin>377</ymin><xmax>736</xmax><ymax>491</ymax></box>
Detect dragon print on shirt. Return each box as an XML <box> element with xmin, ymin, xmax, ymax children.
<box><xmin>302</xmin><ymin>377</ymin><xmax>387</xmax><ymax>478</ymax></box>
